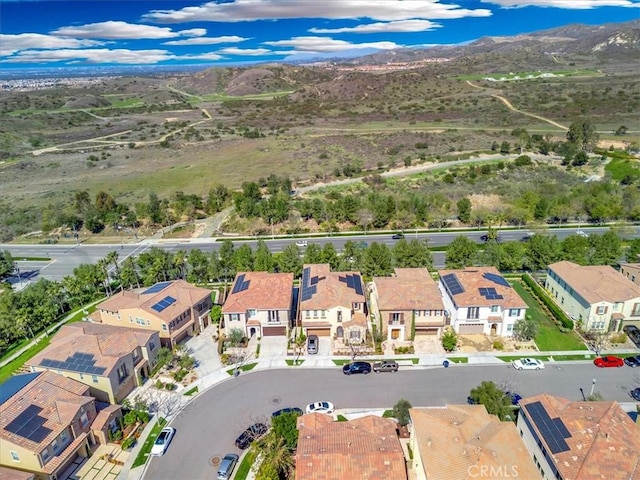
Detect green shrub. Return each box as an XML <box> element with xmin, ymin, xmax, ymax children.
<box><xmin>492</xmin><ymin>339</ymin><xmax>504</xmax><ymax>351</ymax></box>
<box><xmin>121</xmin><ymin>437</ymin><xmax>136</xmax><ymax>450</ymax></box>
<box><xmin>155</xmin><ymin>379</ymin><xmax>164</xmax><ymax>389</ymax></box>
<box><xmin>610</xmin><ymin>332</ymin><xmax>627</xmax><ymax>344</ymax></box>
<box><xmin>165</xmin><ymin>382</ymin><xmax>176</xmax><ymax>391</ymax></box>
<box><xmin>522</xmin><ymin>274</ymin><xmax>574</xmax><ymax>330</ymax></box>
<box><xmin>112</xmin><ymin>430</ymin><xmax>123</xmax><ymax>442</ymax></box>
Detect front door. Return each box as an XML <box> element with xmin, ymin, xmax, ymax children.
<box><xmin>391</xmin><ymin>329</ymin><xmax>400</xmax><ymax>340</ymax></box>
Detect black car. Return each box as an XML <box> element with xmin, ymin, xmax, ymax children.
<box><xmin>392</xmin><ymin>233</ymin><xmax>405</xmax><ymax>240</ymax></box>
<box><xmin>235</xmin><ymin>423</ymin><xmax>267</xmax><ymax>449</ymax></box>
<box><xmin>624</xmin><ymin>355</ymin><xmax>640</xmax><ymax>367</ymax></box>
<box><xmin>480</xmin><ymin>234</ymin><xmax>501</xmax><ymax>243</ymax></box>
<box><xmin>623</xmin><ymin>325</ymin><xmax>640</xmax><ymax>347</ymax></box>
<box><xmin>272</xmin><ymin>407</ymin><xmax>303</xmax><ymax>418</ymax></box>
<box><xmin>342</xmin><ymin>361</ymin><xmax>372</xmax><ymax>375</ymax></box>
<box><xmin>631</xmin><ymin>388</ymin><xmax>640</xmax><ymax>401</ymax></box>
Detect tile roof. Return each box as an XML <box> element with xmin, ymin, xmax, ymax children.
<box><xmin>438</xmin><ymin>266</ymin><xmax>527</xmax><ymax>308</ymax></box>
<box><xmin>0</xmin><ymin>466</ymin><xmax>35</xmax><ymax>480</ymax></box>
<box><xmin>300</xmin><ymin>264</ymin><xmax>366</xmax><ymax>310</ymax></box>
<box><xmin>222</xmin><ymin>272</ymin><xmax>293</xmax><ymax>313</ymax></box>
<box><xmin>410</xmin><ymin>405</ymin><xmax>538</xmax><ymax>480</ymax></box>
<box><xmin>549</xmin><ymin>261</ymin><xmax>640</xmax><ymax>304</ymax></box>
<box><xmin>28</xmin><ymin>322</ymin><xmax>153</xmax><ymax>376</ymax></box>
<box><xmin>96</xmin><ymin>280</ymin><xmax>212</xmax><ymax>322</ymax></box>
<box><xmin>92</xmin><ymin>403</ymin><xmax>122</xmax><ymax>431</ymax></box>
<box><xmin>374</xmin><ymin>268</ymin><xmax>444</xmax><ymax>311</ymax></box>
<box><xmin>0</xmin><ymin>371</ymin><xmax>92</xmax><ymax>452</ymax></box>
<box><xmin>520</xmin><ymin>394</ymin><xmax>640</xmax><ymax>480</ymax></box>
<box><xmin>296</xmin><ymin>413</ymin><xmax>406</xmax><ymax>480</ymax></box>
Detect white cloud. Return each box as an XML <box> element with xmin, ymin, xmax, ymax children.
<box><xmin>264</xmin><ymin>36</ymin><xmax>402</xmax><ymax>52</ymax></box>
<box><xmin>0</xmin><ymin>33</ymin><xmax>103</xmax><ymax>56</ymax></box>
<box><xmin>1</xmin><ymin>48</ymin><xmax>173</xmax><ymax>64</ymax></box>
<box><xmin>144</xmin><ymin>0</ymin><xmax>492</xmax><ymax>23</ymax></box>
<box><xmin>309</xmin><ymin>19</ymin><xmax>441</xmax><ymax>34</ymax></box>
<box><xmin>176</xmin><ymin>52</ymin><xmax>224</xmax><ymax>61</ymax></box>
<box><xmin>178</xmin><ymin>28</ymin><xmax>207</xmax><ymax>37</ymax></box>
<box><xmin>482</xmin><ymin>0</ymin><xmax>640</xmax><ymax>8</ymax></box>
<box><xmin>164</xmin><ymin>35</ymin><xmax>249</xmax><ymax>46</ymax></box>
<box><xmin>217</xmin><ymin>47</ymin><xmax>272</xmax><ymax>55</ymax></box>
<box><xmin>52</xmin><ymin>21</ymin><xmax>187</xmax><ymax>39</ymax></box>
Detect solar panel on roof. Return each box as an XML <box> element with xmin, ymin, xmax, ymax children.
<box><xmin>232</xmin><ymin>274</ymin><xmax>246</xmax><ymax>294</ymax></box>
<box><xmin>353</xmin><ymin>276</ymin><xmax>363</xmax><ymax>295</ymax></box>
<box><xmin>483</xmin><ymin>272</ymin><xmax>510</xmax><ymax>288</ymax></box>
<box><xmin>525</xmin><ymin>401</ymin><xmax>571</xmax><ymax>455</ymax></box>
<box><xmin>143</xmin><ymin>281</ymin><xmax>173</xmax><ymax>294</ymax></box>
<box><xmin>150</xmin><ymin>295</ymin><xmax>177</xmax><ymax>312</ymax></box>
<box><xmin>442</xmin><ymin>273</ymin><xmax>464</xmax><ymax>295</ymax></box>
<box><xmin>5</xmin><ymin>405</ymin><xmax>52</xmax><ymax>443</ymax></box>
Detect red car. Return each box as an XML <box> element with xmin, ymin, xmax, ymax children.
<box><xmin>594</xmin><ymin>356</ymin><xmax>624</xmax><ymax>368</ymax></box>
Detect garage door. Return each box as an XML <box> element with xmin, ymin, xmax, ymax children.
<box><xmin>458</xmin><ymin>323</ymin><xmax>484</xmax><ymax>334</ymax></box>
<box><xmin>415</xmin><ymin>328</ymin><xmax>438</xmax><ymax>335</ymax></box>
<box><xmin>262</xmin><ymin>326</ymin><xmax>286</xmax><ymax>336</ymax></box>
<box><xmin>307</xmin><ymin>328</ymin><xmax>330</xmax><ymax>337</ymax></box>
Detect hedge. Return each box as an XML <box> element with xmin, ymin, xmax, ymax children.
<box><xmin>521</xmin><ymin>274</ymin><xmax>574</xmax><ymax>330</ymax></box>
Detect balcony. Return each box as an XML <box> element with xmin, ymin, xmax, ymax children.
<box><xmin>388</xmin><ymin>319</ymin><xmax>405</xmax><ymax>325</ymax></box>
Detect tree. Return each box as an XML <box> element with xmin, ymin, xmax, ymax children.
<box><xmin>626</xmin><ymin>238</ymin><xmax>640</xmax><ymax>262</ymax></box>
<box><xmin>254</xmin><ymin>432</ymin><xmax>294</xmax><ymax>480</ymax></box>
<box><xmin>0</xmin><ymin>250</ymin><xmax>15</xmax><ymax>280</ymax></box>
<box><xmin>233</xmin><ymin>244</ymin><xmax>254</xmax><ymax>272</ymax></box>
<box><xmin>445</xmin><ymin>236</ymin><xmax>477</xmax><ymax>269</ymax></box>
<box><xmin>226</xmin><ymin>328</ymin><xmax>245</xmax><ymax>348</ymax></box>
<box><xmin>500</xmin><ymin>141</ymin><xmax>510</xmax><ymax>154</ymax></box>
<box><xmin>278</xmin><ymin>244</ymin><xmax>303</xmax><ymax>276</ymax></box>
<box><xmin>513</xmin><ymin>315</ymin><xmax>538</xmax><ymax>341</ymax></box>
<box><xmin>567</xmin><ymin>119</ymin><xmax>599</xmax><ymax>152</ymax></box>
<box><xmin>218</xmin><ymin>240</ymin><xmax>236</xmax><ymax>282</ymax></box>
<box><xmin>254</xmin><ymin>240</ymin><xmax>274</xmax><ymax>272</ymax></box>
<box><xmin>615</xmin><ymin>125</ymin><xmax>628</xmax><ymax>136</ymax></box>
<box><xmin>271</xmin><ymin>411</ymin><xmax>301</xmax><ymax>450</ymax></box>
<box><xmin>392</xmin><ymin>398</ymin><xmax>412</xmax><ymax>427</ymax></box>
<box><xmin>468</xmin><ymin>381</ymin><xmax>512</xmax><ymax>421</ymax></box>
<box><xmin>457</xmin><ymin>197</ymin><xmax>472</xmax><ymax>224</ymax></box>
<box><xmin>525</xmin><ymin>234</ymin><xmax>561</xmax><ymax>271</ymax></box>
<box><xmin>441</xmin><ymin>328</ymin><xmax>457</xmax><ymax>352</ymax></box>
<box><xmin>302</xmin><ymin>243</ymin><xmax>323</xmax><ymax>264</ymax></box>
<box><xmin>186</xmin><ymin>249</ymin><xmax>209</xmax><ymax>283</ymax></box>
<box><xmin>320</xmin><ymin>243</ymin><xmax>340</xmax><ymax>270</ymax></box>
<box><xmin>361</xmin><ymin>242</ymin><xmax>393</xmax><ymax>277</ymax></box>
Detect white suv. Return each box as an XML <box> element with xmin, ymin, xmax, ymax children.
<box><xmin>295</xmin><ymin>240</ymin><xmax>308</xmax><ymax>247</ymax></box>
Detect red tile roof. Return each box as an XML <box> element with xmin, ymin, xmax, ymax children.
<box><xmin>296</xmin><ymin>413</ymin><xmax>407</xmax><ymax>480</ymax></box>
<box><xmin>520</xmin><ymin>394</ymin><xmax>640</xmax><ymax>480</ymax></box>
<box><xmin>300</xmin><ymin>264</ymin><xmax>366</xmax><ymax>310</ymax></box>
<box><xmin>0</xmin><ymin>371</ymin><xmax>92</xmax><ymax>452</ymax></box>
<box><xmin>0</xmin><ymin>466</ymin><xmax>35</xmax><ymax>480</ymax></box>
<box><xmin>374</xmin><ymin>268</ymin><xmax>444</xmax><ymax>311</ymax></box>
<box><xmin>222</xmin><ymin>272</ymin><xmax>293</xmax><ymax>313</ymax></box>
<box><xmin>439</xmin><ymin>266</ymin><xmax>527</xmax><ymax>308</ymax></box>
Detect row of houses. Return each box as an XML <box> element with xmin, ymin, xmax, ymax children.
<box><xmin>294</xmin><ymin>392</ymin><xmax>640</xmax><ymax>480</ymax></box>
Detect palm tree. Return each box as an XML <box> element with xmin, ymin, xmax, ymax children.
<box><xmin>173</xmin><ymin>249</ymin><xmax>187</xmax><ymax>280</ymax></box>
<box><xmin>254</xmin><ymin>432</ymin><xmax>295</xmax><ymax>480</ymax></box>
<box><xmin>105</xmin><ymin>250</ymin><xmax>120</xmax><ymax>277</ymax></box>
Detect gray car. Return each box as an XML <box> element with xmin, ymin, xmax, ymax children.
<box><xmin>373</xmin><ymin>360</ymin><xmax>399</xmax><ymax>373</ymax></box>
<box><xmin>217</xmin><ymin>453</ymin><xmax>239</xmax><ymax>480</ymax></box>
<box><xmin>307</xmin><ymin>334</ymin><xmax>318</xmax><ymax>354</ymax></box>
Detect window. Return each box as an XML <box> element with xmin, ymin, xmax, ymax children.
<box><xmin>305</xmin><ymin>311</ymin><xmax>310</xmax><ymax>318</ymax></box>
<box><xmin>92</xmin><ymin>375</ymin><xmax>98</xmax><ymax>383</ymax></box>
<box><xmin>150</xmin><ymin>342</ymin><xmax>156</xmax><ymax>351</ymax></box>
<box><xmin>337</xmin><ymin>310</ymin><xmax>343</xmax><ymax>322</ymax></box>
<box><xmin>60</xmin><ymin>430</ymin><xmax>68</xmax><ymax>443</ymax></box>
<box><xmin>162</xmin><ymin>323</ymin><xmax>168</xmax><ymax>331</ymax></box>
<box><xmin>52</xmin><ymin>439</ymin><xmax>59</xmax><ymax>453</ymax></box>
<box><xmin>41</xmin><ymin>448</ymin><xmax>50</xmax><ymax>463</ymax></box>
<box><xmin>10</xmin><ymin>451</ymin><xmax>19</xmax><ymax>462</ymax></box>
<box><xmin>313</xmin><ymin>310</ymin><xmax>318</xmax><ymax>318</ymax></box>
<box><xmin>146</xmin><ymin>319</ymin><xmax>151</xmax><ymax>326</ymax></box>
<box><xmin>633</xmin><ymin>303</ymin><xmax>640</xmax><ymax>317</ymax></box>
<box><xmin>247</xmin><ymin>309</ymin><xmax>257</xmax><ymax>318</ymax></box>
<box><xmin>80</xmin><ymin>412</ymin><xmax>89</xmax><ymax>427</ymax></box>
<box><xmin>349</xmin><ymin>330</ymin><xmax>361</xmax><ymax>340</ymax></box>
<box><xmin>491</xmin><ymin>305</ymin><xmax>499</xmax><ymax>313</ymax></box>
<box><xmin>596</xmin><ymin>305</ymin><xmax>608</xmax><ymax>315</ymax></box>
<box><xmin>392</xmin><ymin>312</ymin><xmax>402</xmax><ymax>322</ymax></box>
<box><xmin>467</xmin><ymin>307</ymin><xmax>479</xmax><ymax>319</ymax></box>
<box><xmin>117</xmin><ymin>364</ymin><xmax>129</xmax><ymax>383</ymax></box>
<box><xmin>132</xmin><ymin>348</ymin><xmax>139</xmax><ymax>361</ymax></box>
<box><xmin>614</xmin><ymin>303</ymin><xmax>622</xmax><ymax>312</ymax></box>
<box><xmin>509</xmin><ymin>309</ymin><xmax>520</xmax><ymax>317</ymax></box>
<box><xmin>268</xmin><ymin>310</ymin><xmax>278</xmax><ymax>323</ymax></box>
<box><xmin>321</xmin><ymin>310</ymin><xmax>326</xmax><ymax>318</ymax></box>
<box><xmin>506</xmin><ymin>324</ymin><xmax>514</xmax><ymax>333</ymax></box>
<box><xmin>79</xmin><ymin>373</ymin><xmax>84</xmax><ymax>380</ymax></box>
<box><xmin>230</xmin><ymin>314</ymin><xmax>239</xmax><ymax>322</ymax></box>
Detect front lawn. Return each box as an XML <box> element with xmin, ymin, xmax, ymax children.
<box><xmin>0</xmin><ymin>338</ymin><xmax>52</xmax><ymax>383</ymax></box>
<box><xmin>225</xmin><ymin>362</ymin><xmax>258</xmax><ymax>376</ymax></box>
<box><xmin>132</xmin><ymin>418</ymin><xmax>167</xmax><ymax>468</ymax></box>
<box><xmin>512</xmin><ymin>282</ymin><xmax>587</xmax><ymax>351</ymax></box>
<box><xmin>234</xmin><ymin>450</ymin><xmax>258</xmax><ymax>480</ymax></box>
<box><xmin>447</xmin><ymin>357</ymin><xmax>468</xmax><ymax>363</ymax></box>
<box><xmin>285</xmin><ymin>359</ymin><xmax>305</xmax><ymax>366</ymax></box>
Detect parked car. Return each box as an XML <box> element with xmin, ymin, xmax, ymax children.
<box><xmin>575</xmin><ymin>230</ymin><xmax>589</xmax><ymax>238</ymax></box>
<box><xmin>306</xmin><ymin>401</ymin><xmax>335</xmax><ymax>414</ymax></box>
<box><xmin>217</xmin><ymin>453</ymin><xmax>239</xmax><ymax>480</ymax></box>
<box><xmin>295</xmin><ymin>240</ymin><xmax>308</xmax><ymax>247</ymax></box>
<box><xmin>342</xmin><ymin>361</ymin><xmax>372</xmax><ymax>375</ymax></box>
<box><xmin>235</xmin><ymin>423</ymin><xmax>267</xmax><ymax>450</ymax></box>
<box><xmin>480</xmin><ymin>234</ymin><xmax>501</xmax><ymax>243</ymax></box>
<box><xmin>512</xmin><ymin>358</ymin><xmax>545</xmax><ymax>370</ymax></box>
<box><xmin>372</xmin><ymin>360</ymin><xmax>399</xmax><ymax>373</ymax></box>
<box><xmin>272</xmin><ymin>407</ymin><xmax>303</xmax><ymax>418</ymax></box>
<box><xmin>307</xmin><ymin>334</ymin><xmax>318</xmax><ymax>354</ymax></box>
<box><xmin>631</xmin><ymin>388</ymin><xmax>640</xmax><ymax>401</ymax></box>
<box><xmin>623</xmin><ymin>325</ymin><xmax>640</xmax><ymax>346</ymax></box>
<box><xmin>392</xmin><ymin>233</ymin><xmax>405</xmax><ymax>240</ymax></box>
<box><xmin>624</xmin><ymin>355</ymin><xmax>640</xmax><ymax>367</ymax></box>
<box><xmin>594</xmin><ymin>356</ymin><xmax>624</xmax><ymax>368</ymax></box>
<box><xmin>150</xmin><ymin>427</ymin><xmax>176</xmax><ymax>456</ymax></box>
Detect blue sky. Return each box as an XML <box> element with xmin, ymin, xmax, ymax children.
<box><xmin>1</xmin><ymin>0</ymin><xmax>639</xmax><ymax>69</ymax></box>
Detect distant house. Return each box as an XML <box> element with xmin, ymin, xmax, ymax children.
<box><xmin>92</xmin><ymin>280</ymin><xmax>213</xmax><ymax>347</ymax></box>
<box><xmin>295</xmin><ymin>413</ymin><xmax>407</xmax><ymax>480</ymax></box>
<box><xmin>0</xmin><ymin>371</ymin><xmax>122</xmax><ymax>480</ymax></box>
<box><xmin>518</xmin><ymin>394</ymin><xmax>640</xmax><ymax>480</ymax></box>
<box><xmin>298</xmin><ymin>264</ymin><xmax>368</xmax><ymax>342</ymax></box>
<box><xmin>0</xmin><ymin>467</ymin><xmax>34</xmax><ymax>480</ymax></box>
<box><xmin>546</xmin><ymin>261</ymin><xmax>640</xmax><ymax>331</ymax></box>
<box><xmin>222</xmin><ymin>272</ymin><xmax>294</xmax><ymax>337</ymax></box>
<box><xmin>372</xmin><ymin>268</ymin><xmax>447</xmax><ymax>341</ymax></box>
<box><xmin>27</xmin><ymin>322</ymin><xmax>159</xmax><ymax>404</ymax></box>
<box><xmin>438</xmin><ymin>266</ymin><xmax>527</xmax><ymax>336</ymax></box>
<box><xmin>410</xmin><ymin>405</ymin><xmax>539</xmax><ymax>480</ymax></box>
<box><xmin>620</xmin><ymin>262</ymin><xmax>640</xmax><ymax>287</ymax></box>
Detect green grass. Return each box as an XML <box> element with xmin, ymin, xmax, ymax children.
<box><xmin>551</xmin><ymin>354</ymin><xmax>596</xmax><ymax>361</ymax></box>
<box><xmin>132</xmin><ymin>418</ymin><xmax>167</xmax><ymax>468</ymax></box>
<box><xmin>604</xmin><ymin>155</ymin><xmax>640</xmax><ymax>182</ymax></box>
<box><xmin>336</xmin><ymin>415</ymin><xmax>348</xmax><ymax>422</ymax></box>
<box><xmin>456</xmin><ymin>69</ymin><xmax>599</xmax><ymax>81</ymax></box>
<box><xmin>12</xmin><ymin>256</ymin><xmax>50</xmax><ymax>261</ymax></box>
<box><xmin>332</xmin><ymin>359</ymin><xmax>350</xmax><ymax>365</ymax></box>
<box><xmin>234</xmin><ymin>450</ymin><xmax>258</xmax><ymax>480</ymax></box>
<box><xmin>183</xmin><ymin>386</ymin><xmax>199</xmax><ymax>396</ymax></box>
<box><xmin>0</xmin><ymin>338</ymin><xmax>53</xmax><ymax>383</ymax></box>
<box><xmin>447</xmin><ymin>357</ymin><xmax>468</xmax><ymax>363</ymax></box>
<box><xmin>226</xmin><ymin>362</ymin><xmax>258</xmax><ymax>375</ymax></box>
<box><xmin>382</xmin><ymin>410</ymin><xmax>394</xmax><ymax>418</ymax></box>
<box><xmin>285</xmin><ymin>359</ymin><xmax>305</xmax><ymax>366</ymax></box>
<box><xmin>512</xmin><ymin>282</ymin><xmax>587</xmax><ymax>351</ymax></box>
<box><xmin>496</xmin><ymin>354</ymin><xmax>551</xmax><ymax>362</ymax></box>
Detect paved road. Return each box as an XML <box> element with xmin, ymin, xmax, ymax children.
<box><xmin>1</xmin><ymin>226</ymin><xmax>635</xmax><ymax>284</ymax></box>
<box><xmin>144</xmin><ymin>364</ymin><xmax>640</xmax><ymax>480</ymax></box>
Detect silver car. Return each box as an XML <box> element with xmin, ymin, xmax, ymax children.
<box><xmin>217</xmin><ymin>453</ymin><xmax>239</xmax><ymax>480</ymax></box>
<box><xmin>307</xmin><ymin>334</ymin><xmax>318</xmax><ymax>354</ymax></box>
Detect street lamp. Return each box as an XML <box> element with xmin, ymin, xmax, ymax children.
<box><xmin>590</xmin><ymin>378</ymin><xmax>596</xmax><ymax>397</ymax></box>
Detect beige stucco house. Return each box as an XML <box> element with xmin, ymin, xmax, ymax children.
<box><xmin>620</xmin><ymin>262</ymin><xmax>640</xmax><ymax>287</ymax></box>
<box><xmin>27</xmin><ymin>323</ymin><xmax>159</xmax><ymax>404</ymax></box>
<box><xmin>92</xmin><ymin>280</ymin><xmax>213</xmax><ymax>347</ymax></box>
<box><xmin>0</xmin><ymin>371</ymin><xmax>121</xmax><ymax>480</ymax></box>
<box><xmin>438</xmin><ymin>266</ymin><xmax>527</xmax><ymax>337</ymax></box>
<box><xmin>546</xmin><ymin>261</ymin><xmax>640</xmax><ymax>331</ymax></box>
<box><xmin>298</xmin><ymin>264</ymin><xmax>368</xmax><ymax>342</ymax></box>
<box><xmin>222</xmin><ymin>272</ymin><xmax>294</xmax><ymax>337</ymax></box>
<box><xmin>372</xmin><ymin>268</ymin><xmax>447</xmax><ymax>341</ymax></box>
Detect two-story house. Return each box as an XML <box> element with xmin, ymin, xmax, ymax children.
<box><xmin>222</xmin><ymin>272</ymin><xmax>294</xmax><ymax>337</ymax></box>
<box><xmin>372</xmin><ymin>268</ymin><xmax>447</xmax><ymax>341</ymax></box>
<box><xmin>546</xmin><ymin>261</ymin><xmax>640</xmax><ymax>332</ymax></box>
<box><xmin>0</xmin><ymin>371</ymin><xmax>121</xmax><ymax>480</ymax></box>
<box><xmin>518</xmin><ymin>394</ymin><xmax>640</xmax><ymax>480</ymax></box>
<box><xmin>620</xmin><ymin>262</ymin><xmax>640</xmax><ymax>287</ymax></box>
<box><xmin>438</xmin><ymin>267</ymin><xmax>527</xmax><ymax>337</ymax></box>
<box><xmin>92</xmin><ymin>280</ymin><xmax>213</xmax><ymax>347</ymax></box>
<box><xmin>27</xmin><ymin>323</ymin><xmax>159</xmax><ymax>404</ymax></box>
<box><xmin>298</xmin><ymin>264</ymin><xmax>368</xmax><ymax>342</ymax></box>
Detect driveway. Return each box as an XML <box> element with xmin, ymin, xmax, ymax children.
<box><xmin>259</xmin><ymin>336</ymin><xmax>288</xmax><ymax>358</ymax></box>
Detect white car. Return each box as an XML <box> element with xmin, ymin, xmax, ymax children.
<box><xmin>305</xmin><ymin>401</ymin><xmax>335</xmax><ymax>414</ymax></box>
<box><xmin>576</xmin><ymin>230</ymin><xmax>589</xmax><ymax>238</ymax></box>
<box><xmin>295</xmin><ymin>240</ymin><xmax>308</xmax><ymax>247</ymax></box>
<box><xmin>512</xmin><ymin>358</ymin><xmax>545</xmax><ymax>371</ymax></box>
<box><xmin>150</xmin><ymin>427</ymin><xmax>176</xmax><ymax>456</ymax></box>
